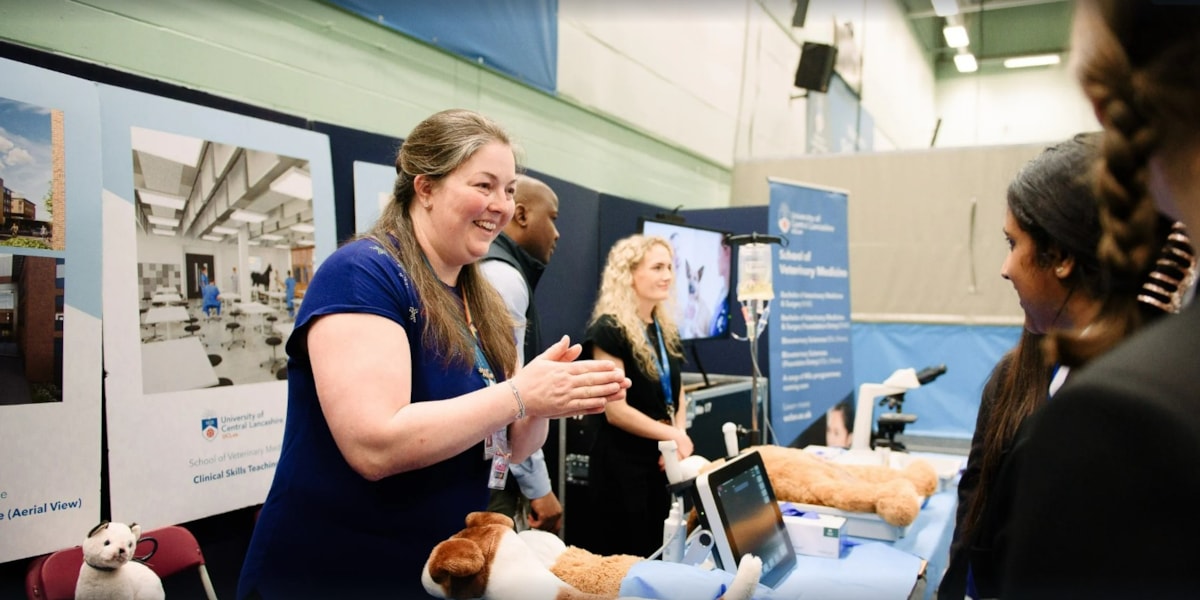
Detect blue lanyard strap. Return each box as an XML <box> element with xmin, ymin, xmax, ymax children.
<box><xmin>648</xmin><ymin>317</ymin><xmax>673</xmax><ymax>413</ymax></box>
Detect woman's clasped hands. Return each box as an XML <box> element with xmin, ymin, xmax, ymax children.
<box><xmin>512</xmin><ymin>335</ymin><xmax>631</xmax><ymax>418</ymax></box>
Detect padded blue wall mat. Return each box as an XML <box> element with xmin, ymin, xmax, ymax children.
<box><xmin>327</xmin><ymin>0</ymin><xmax>557</xmax><ymax>93</ymax></box>
<box><xmin>851</xmin><ymin>322</ymin><xmax>1021</xmax><ymax>439</ymax></box>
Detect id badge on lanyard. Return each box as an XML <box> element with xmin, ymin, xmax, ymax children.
<box><xmin>470</xmin><ymin>318</ymin><xmax>510</xmax><ymax>490</ymax></box>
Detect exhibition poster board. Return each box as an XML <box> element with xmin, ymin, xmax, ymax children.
<box><xmin>0</xmin><ymin>57</ymin><xmax>104</xmax><ymax>563</ymax></box>
<box><xmin>99</xmin><ymin>84</ymin><xmax>335</xmax><ymax>528</ymax></box>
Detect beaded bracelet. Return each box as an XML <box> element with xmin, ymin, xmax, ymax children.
<box><xmin>508</xmin><ymin>380</ymin><xmax>526</xmax><ymax>420</ymax></box>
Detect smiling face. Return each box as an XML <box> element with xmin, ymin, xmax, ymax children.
<box><xmin>413</xmin><ymin>141</ymin><xmax>517</xmax><ymax>282</ymax></box>
<box><xmin>632</xmin><ymin>242</ymin><xmax>675</xmax><ymax>318</ymax></box>
<box><xmin>1002</xmin><ymin>209</ymin><xmax>1070</xmax><ymax>334</ymax></box>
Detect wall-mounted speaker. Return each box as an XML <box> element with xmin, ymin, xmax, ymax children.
<box><xmin>794</xmin><ymin>42</ymin><xmax>838</xmax><ymax>94</ymax></box>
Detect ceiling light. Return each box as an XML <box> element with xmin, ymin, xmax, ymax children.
<box><xmin>130</xmin><ymin>127</ymin><xmax>204</xmax><ymax>166</ymax></box>
<box><xmin>270</xmin><ymin>166</ymin><xmax>312</xmax><ymax>200</ymax></box>
<box><xmin>146</xmin><ymin>215</ymin><xmax>179</xmax><ymax>227</ymax></box>
<box><xmin>931</xmin><ymin>0</ymin><xmax>959</xmax><ymax>17</ymax></box>
<box><xmin>273</xmin><ymin>243</ymin><xmax>291</xmax><ymax>249</ymax></box>
<box><xmin>954</xmin><ymin>52</ymin><xmax>978</xmax><ymax>73</ymax></box>
<box><xmin>942</xmin><ymin>25</ymin><xmax>969</xmax><ymax>49</ymax></box>
<box><xmin>296</xmin><ymin>239</ymin><xmax>315</xmax><ymax>246</ymax></box>
<box><xmin>259</xmin><ymin>233</ymin><xmax>283</xmax><ymax>241</ymax></box>
<box><xmin>201</xmin><ymin>234</ymin><xmax>224</xmax><ymax>242</ymax></box>
<box><xmin>210</xmin><ymin>225</ymin><xmax>239</xmax><ymax>235</ymax></box>
<box><xmin>289</xmin><ymin>223</ymin><xmax>315</xmax><ymax>233</ymax></box>
<box><xmin>229</xmin><ymin>209</ymin><xmax>268</xmax><ymax>223</ymax></box>
<box><xmin>151</xmin><ymin>228</ymin><xmax>175</xmax><ymax>237</ymax></box>
<box><xmin>139</xmin><ymin>190</ymin><xmax>186</xmax><ymax>211</ymax></box>
<box><xmin>1003</xmin><ymin>54</ymin><xmax>1061</xmax><ymax>69</ymax></box>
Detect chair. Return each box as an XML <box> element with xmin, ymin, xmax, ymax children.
<box><xmin>224</xmin><ymin>322</ymin><xmax>244</xmax><ymax>349</ymax></box>
<box><xmin>184</xmin><ymin>323</ymin><xmax>202</xmax><ymax>337</ymax></box>
<box><xmin>275</xmin><ymin>366</ymin><xmax>288</xmax><ymax>380</ymax></box>
<box><xmin>25</xmin><ymin>524</ymin><xmax>217</xmax><ymax>600</ymax></box>
<box><xmin>262</xmin><ymin>336</ymin><xmax>283</xmax><ymax>371</ymax></box>
<box><xmin>208</xmin><ymin>354</ymin><xmax>223</xmax><ymax>367</ymax></box>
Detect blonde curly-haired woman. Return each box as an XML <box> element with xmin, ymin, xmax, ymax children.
<box><xmin>584</xmin><ymin>234</ymin><xmax>694</xmax><ymax>557</ymax></box>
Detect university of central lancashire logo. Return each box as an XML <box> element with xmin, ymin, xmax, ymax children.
<box><xmin>201</xmin><ymin>417</ymin><xmax>219</xmax><ymax>441</ymax></box>
<box><xmin>777</xmin><ymin>203</ymin><xmax>791</xmax><ymax>235</ymax></box>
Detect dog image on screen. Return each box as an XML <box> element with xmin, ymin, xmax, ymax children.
<box><xmin>682</xmin><ymin>260</ymin><xmax>712</xmax><ymax>340</ymax></box>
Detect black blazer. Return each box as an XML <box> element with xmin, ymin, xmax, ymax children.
<box><xmin>971</xmin><ymin>302</ymin><xmax>1200</xmax><ymax>599</ymax></box>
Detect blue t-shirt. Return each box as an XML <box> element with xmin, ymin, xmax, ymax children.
<box><xmin>238</xmin><ymin>238</ymin><xmax>494</xmax><ymax>599</ymax></box>
<box><xmin>201</xmin><ymin>283</ymin><xmax>220</xmax><ymax>307</ymax></box>
<box><xmin>284</xmin><ymin>276</ymin><xmax>296</xmax><ymax>301</ymax></box>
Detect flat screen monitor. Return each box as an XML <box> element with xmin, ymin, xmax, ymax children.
<box><xmin>638</xmin><ymin>218</ymin><xmax>732</xmax><ymax>341</ymax></box>
<box><xmin>692</xmin><ymin>449</ymin><xmax>797</xmax><ymax>589</ymax></box>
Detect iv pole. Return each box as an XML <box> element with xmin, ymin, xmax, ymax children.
<box><xmin>726</xmin><ymin>233</ymin><xmax>786</xmax><ymax>447</ymax></box>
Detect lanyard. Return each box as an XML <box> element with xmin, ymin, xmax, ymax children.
<box><xmin>462</xmin><ymin>297</ymin><xmax>496</xmax><ymax>386</ymax></box>
<box><xmin>647</xmin><ymin>316</ymin><xmax>673</xmax><ymax>413</ymax></box>
<box><xmin>466</xmin><ymin>295</ymin><xmax>513</xmax><ymax>491</ymax></box>
<box><xmin>414</xmin><ymin>251</ymin><xmax>507</xmax><ymax>488</ymax></box>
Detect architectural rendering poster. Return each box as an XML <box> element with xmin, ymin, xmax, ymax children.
<box><xmin>99</xmin><ymin>84</ymin><xmax>335</xmax><ymax>528</ymax></box>
<box><xmin>766</xmin><ymin>178</ymin><xmax>854</xmax><ymax>447</ymax></box>
<box><xmin>0</xmin><ymin>57</ymin><xmax>103</xmax><ymax>563</ymax></box>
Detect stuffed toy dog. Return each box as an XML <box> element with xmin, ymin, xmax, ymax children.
<box><xmin>75</xmin><ymin>521</ymin><xmax>164</xmax><ymax>600</ymax></box>
<box><xmin>423</xmin><ymin>511</ymin><xmax>763</xmax><ymax>600</ymax></box>
<box><xmin>689</xmin><ymin>445</ymin><xmax>939</xmax><ymax>527</ymax></box>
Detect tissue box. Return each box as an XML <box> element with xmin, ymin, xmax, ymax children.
<box><xmin>782</xmin><ymin>512</ymin><xmax>846</xmax><ymax>558</ymax></box>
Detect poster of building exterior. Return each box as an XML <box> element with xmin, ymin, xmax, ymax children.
<box><xmin>0</xmin><ymin>57</ymin><xmax>103</xmax><ymax>565</ymax></box>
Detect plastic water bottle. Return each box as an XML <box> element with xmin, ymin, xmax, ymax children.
<box><xmin>722</xmin><ymin>422</ymin><xmax>739</xmax><ymax>458</ymax></box>
<box><xmin>662</xmin><ymin>500</ymin><xmax>686</xmax><ymax>563</ymax></box>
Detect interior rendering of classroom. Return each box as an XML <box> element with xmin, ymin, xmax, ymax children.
<box><xmin>0</xmin><ymin>0</ymin><xmax>1135</xmax><ymax>598</ymax></box>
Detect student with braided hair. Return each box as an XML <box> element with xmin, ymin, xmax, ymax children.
<box><xmin>968</xmin><ymin>3</ymin><xmax>1200</xmax><ymax>598</ymax></box>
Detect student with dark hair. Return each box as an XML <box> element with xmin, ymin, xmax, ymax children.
<box><xmin>973</xmin><ymin>3</ymin><xmax>1200</xmax><ymax>597</ymax></box>
<box><xmin>939</xmin><ymin>133</ymin><xmax>1109</xmax><ymax>599</ymax></box>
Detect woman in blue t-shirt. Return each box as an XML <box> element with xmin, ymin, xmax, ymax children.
<box><xmin>238</xmin><ymin>109</ymin><xmax>630</xmax><ymax>600</ymax></box>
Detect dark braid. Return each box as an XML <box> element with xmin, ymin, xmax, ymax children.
<box><xmin>1049</xmin><ymin>7</ymin><xmax>1164</xmax><ymax>367</ymax></box>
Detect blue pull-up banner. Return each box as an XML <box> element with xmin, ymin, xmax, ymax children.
<box><xmin>767</xmin><ymin>179</ymin><xmax>854</xmax><ymax>447</ymax></box>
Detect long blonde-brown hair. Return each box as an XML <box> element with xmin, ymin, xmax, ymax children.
<box><xmin>589</xmin><ymin>234</ymin><xmax>683</xmax><ymax>378</ymax></box>
<box><xmin>365</xmin><ymin>109</ymin><xmax>518</xmax><ymax>375</ymax></box>
<box><xmin>1052</xmin><ymin>1</ymin><xmax>1200</xmax><ymax>365</ymax></box>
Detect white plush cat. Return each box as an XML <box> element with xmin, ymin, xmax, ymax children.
<box><xmin>75</xmin><ymin>521</ymin><xmax>165</xmax><ymax>600</ymax></box>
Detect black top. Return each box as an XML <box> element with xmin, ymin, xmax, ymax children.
<box><xmin>973</xmin><ymin>302</ymin><xmax>1200</xmax><ymax>599</ymax></box>
<box><xmin>583</xmin><ymin>313</ymin><xmax>684</xmax><ymax>557</ymax></box>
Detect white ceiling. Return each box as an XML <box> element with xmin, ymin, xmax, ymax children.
<box><xmin>131</xmin><ymin>127</ymin><xmax>314</xmax><ymax>249</ymax></box>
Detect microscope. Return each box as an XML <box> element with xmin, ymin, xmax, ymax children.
<box><xmin>873</xmin><ymin>364</ymin><xmax>947</xmax><ymax>452</ymax></box>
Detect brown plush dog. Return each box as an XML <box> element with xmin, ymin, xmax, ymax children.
<box><xmin>693</xmin><ymin>445</ymin><xmax>939</xmax><ymax>527</ymax></box>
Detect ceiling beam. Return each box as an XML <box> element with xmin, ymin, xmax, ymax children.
<box><xmin>907</xmin><ymin>0</ymin><xmax>1069</xmax><ymax>20</ymax></box>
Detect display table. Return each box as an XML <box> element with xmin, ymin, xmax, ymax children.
<box><xmin>619</xmin><ymin>488</ymin><xmax>957</xmax><ymax>600</ymax></box>
<box><xmin>143</xmin><ymin>305</ymin><xmax>190</xmax><ymax>340</ymax></box>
